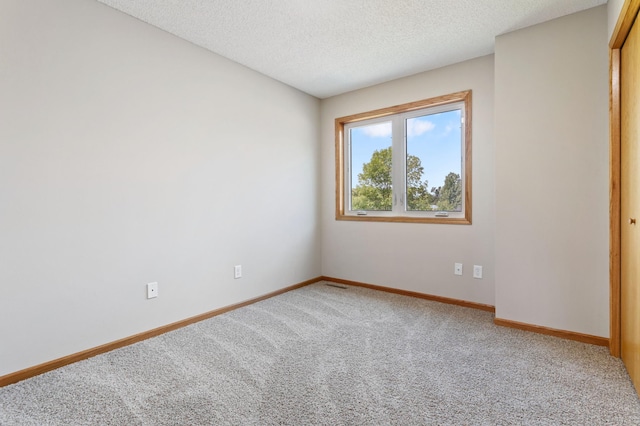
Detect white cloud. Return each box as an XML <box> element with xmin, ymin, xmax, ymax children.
<box><xmin>407</xmin><ymin>119</ymin><xmax>435</xmax><ymax>137</ymax></box>
<box><xmin>362</xmin><ymin>122</ymin><xmax>392</xmax><ymax>138</ymax></box>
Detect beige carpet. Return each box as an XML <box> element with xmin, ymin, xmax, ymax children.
<box><xmin>1</xmin><ymin>282</ymin><xmax>639</xmax><ymax>425</ymax></box>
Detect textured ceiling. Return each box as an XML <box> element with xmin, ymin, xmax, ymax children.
<box><xmin>96</xmin><ymin>0</ymin><xmax>607</xmax><ymax>98</ymax></box>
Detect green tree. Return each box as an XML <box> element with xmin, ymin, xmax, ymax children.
<box><xmin>406</xmin><ymin>154</ymin><xmax>432</xmax><ymax>211</ymax></box>
<box><xmin>430</xmin><ymin>186</ymin><xmax>441</xmax><ymax>205</ymax></box>
<box><xmin>352</xmin><ymin>147</ymin><xmax>433</xmax><ymax>211</ymax></box>
<box><xmin>352</xmin><ymin>147</ymin><xmax>393</xmax><ymax>210</ymax></box>
<box><xmin>436</xmin><ymin>172</ymin><xmax>462</xmax><ymax>211</ymax></box>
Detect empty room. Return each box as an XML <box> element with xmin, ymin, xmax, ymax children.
<box><xmin>2</xmin><ymin>0</ymin><xmax>640</xmax><ymax>424</ymax></box>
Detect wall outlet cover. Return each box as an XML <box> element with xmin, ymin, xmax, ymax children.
<box><xmin>147</xmin><ymin>282</ymin><xmax>158</xmax><ymax>299</ymax></box>
<box><xmin>454</xmin><ymin>263</ymin><xmax>463</xmax><ymax>276</ymax></box>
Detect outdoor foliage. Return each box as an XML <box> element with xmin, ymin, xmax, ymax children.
<box><xmin>352</xmin><ymin>147</ymin><xmax>461</xmax><ymax>211</ymax></box>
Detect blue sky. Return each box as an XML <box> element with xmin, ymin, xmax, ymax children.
<box><xmin>350</xmin><ymin>109</ymin><xmax>462</xmax><ymax>190</ymax></box>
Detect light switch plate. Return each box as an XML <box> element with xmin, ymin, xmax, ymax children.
<box><xmin>473</xmin><ymin>265</ymin><xmax>483</xmax><ymax>279</ymax></box>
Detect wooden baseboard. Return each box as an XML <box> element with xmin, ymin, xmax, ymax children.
<box><xmin>3</xmin><ymin>276</ymin><xmax>607</xmax><ymax>387</ymax></box>
<box><xmin>494</xmin><ymin>318</ymin><xmax>609</xmax><ymax>347</ymax></box>
<box><xmin>320</xmin><ymin>276</ymin><xmax>496</xmax><ymax>313</ymax></box>
<box><xmin>321</xmin><ymin>277</ymin><xmax>610</xmax><ymax>347</ymax></box>
<box><xmin>0</xmin><ymin>277</ymin><xmax>322</xmax><ymax>388</ymax></box>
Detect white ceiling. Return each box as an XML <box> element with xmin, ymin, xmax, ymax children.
<box><xmin>96</xmin><ymin>0</ymin><xmax>607</xmax><ymax>99</ymax></box>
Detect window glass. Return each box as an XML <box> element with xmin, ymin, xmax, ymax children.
<box><xmin>350</xmin><ymin>122</ymin><xmax>393</xmax><ymax>211</ymax></box>
<box><xmin>406</xmin><ymin>110</ymin><xmax>462</xmax><ymax>212</ymax></box>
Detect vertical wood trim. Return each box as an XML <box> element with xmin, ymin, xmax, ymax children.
<box><xmin>610</xmin><ymin>0</ymin><xmax>640</xmax><ymax>358</ymax></box>
<box><xmin>464</xmin><ymin>90</ymin><xmax>473</xmax><ymax>224</ymax></box>
<box><xmin>611</xmin><ymin>0</ymin><xmax>640</xmax><ymax>49</ymax></box>
<box><xmin>335</xmin><ymin>118</ymin><xmax>344</xmax><ymax>219</ymax></box>
<box><xmin>610</xmin><ymin>47</ymin><xmax>622</xmax><ymax>357</ymax></box>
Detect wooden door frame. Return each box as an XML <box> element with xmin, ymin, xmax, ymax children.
<box><xmin>610</xmin><ymin>0</ymin><xmax>640</xmax><ymax>358</ymax></box>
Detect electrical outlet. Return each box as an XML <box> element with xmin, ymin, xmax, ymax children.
<box><xmin>473</xmin><ymin>265</ymin><xmax>483</xmax><ymax>279</ymax></box>
<box><xmin>454</xmin><ymin>263</ymin><xmax>463</xmax><ymax>276</ymax></box>
<box><xmin>147</xmin><ymin>282</ymin><xmax>158</xmax><ymax>299</ymax></box>
<box><xmin>234</xmin><ymin>265</ymin><xmax>242</xmax><ymax>279</ymax></box>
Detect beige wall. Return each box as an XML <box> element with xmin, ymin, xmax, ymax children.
<box><xmin>1</xmin><ymin>0</ymin><xmax>610</xmax><ymax>378</ymax></box>
<box><xmin>320</xmin><ymin>55</ymin><xmax>496</xmax><ymax>306</ymax></box>
<box><xmin>494</xmin><ymin>6</ymin><xmax>609</xmax><ymax>336</ymax></box>
<box><xmin>0</xmin><ymin>0</ymin><xmax>320</xmax><ymax>376</ymax></box>
<box><xmin>608</xmin><ymin>0</ymin><xmax>625</xmax><ymax>41</ymax></box>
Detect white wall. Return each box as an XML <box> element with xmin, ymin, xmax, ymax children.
<box><xmin>608</xmin><ymin>0</ymin><xmax>625</xmax><ymax>42</ymax></box>
<box><xmin>320</xmin><ymin>55</ymin><xmax>495</xmax><ymax>306</ymax></box>
<box><xmin>494</xmin><ymin>6</ymin><xmax>609</xmax><ymax>336</ymax></box>
<box><xmin>0</xmin><ymin>0</ymin><xmax>320</xmax><ymax>376</ymax></box>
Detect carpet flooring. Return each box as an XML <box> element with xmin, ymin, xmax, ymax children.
<box><xmin>1</xmin><ymin>282</ymin><xmax>639</xmax><ymax>425</ymax></box>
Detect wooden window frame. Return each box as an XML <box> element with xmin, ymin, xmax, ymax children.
<box><xmin>335</xmin><ymin>90</ymin><xmax>472</xmax><ymax>224</ymax></box>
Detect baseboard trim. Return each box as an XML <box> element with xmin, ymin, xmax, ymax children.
<box><xmin>494</xmin><ymin>318</ymin><xmax>609</xmax><ymax>347</ymax></box>
<box><xmin>320</xmin><ymin>276</ymin><xmax>496</xmax><ymax>313</ymax></box>
<box><xmin>3</xmin><ymin>277</ymin><xmax>607</xmax><ymax>387</ymax></box>
<box><xmin>0</xmin><ymin>276</ymin><xmax>322</xmax><ymax>388</ymax></box>
<box><xmin>321</xmin><ymin>277</ymin><xmax>608</xmax><ymax>347</ymax></box>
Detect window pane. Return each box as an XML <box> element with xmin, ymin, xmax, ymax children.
<box><xmin>406</xmin><ymin>110</ymin><xmax>462</xmax><ymax>212</ymax></box>
<box><xmin>350</xmin><ymin>122</ymin><xmax>393</xmax><ymax>211</ymax></box>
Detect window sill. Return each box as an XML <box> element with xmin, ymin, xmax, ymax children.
<box><xmin>335</xmin><ymin>214</ymin><xmax>472</xmax><ymax>225</ymax></box>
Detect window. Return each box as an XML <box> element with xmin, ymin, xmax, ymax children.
<box><xmin>336</xmin><ymin>90</ymin><xmax>471</xmax><ymax>224</ymax></box>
